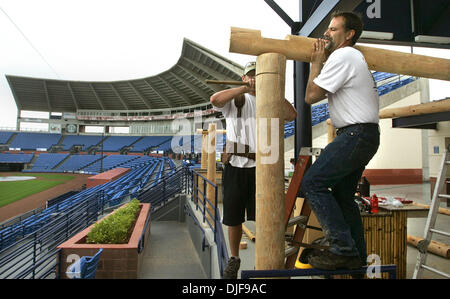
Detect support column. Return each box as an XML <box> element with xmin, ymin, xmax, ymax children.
<box><xmin>255</xmin><ymin>53</ymin><xmax>286</xmax><ymax>271</ymax></box>
<box><xmin>206</xmin><ymin>123</ymin><xmax>217</xmax><ymax>226</ymax></box>
<box><xmin>201</xmin><ymin>134</ymin><xmax>208</xmax><ymax>169</ymax></box>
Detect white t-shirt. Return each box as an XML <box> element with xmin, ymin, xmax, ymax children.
<box><xmin>213</xmin><ymin>93</ymin><xmax>256</xmax><ymax>168</ymax></box>
<box><xmin>313</xmin><ymin>46</ymin><xmax>379</xmax><ymax>129</ymax></box>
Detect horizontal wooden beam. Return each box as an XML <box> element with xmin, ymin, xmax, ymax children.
<box><xmin>229</xmin><ymin>27</ymin><xmax>450</xmax><ymax>81</ymax></box>
<box><xmin>379</xmin><ymin>98</ymin><xmax>450</xmax><ymax>119</ymax></box>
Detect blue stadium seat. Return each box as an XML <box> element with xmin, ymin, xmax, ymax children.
<box><xmin>66</xmin><ymin>248</ymin><xmax>103</xmax><ymax>279</ymax></box>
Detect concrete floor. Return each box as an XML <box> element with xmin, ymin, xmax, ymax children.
<box><xmin>139</xmin><ymin>221</ymin><xmax>207</xmax><ymax>279</ymax></box>
<box><xmin>139</xmin><ymin>183</ymin><xmax>449</xmax><ymax>279</ymax></box>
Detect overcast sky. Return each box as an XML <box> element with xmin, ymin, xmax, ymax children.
<box><xmin>0</xmin><ymin>0</ymin><xmax>448</xmax><ymax>130</ymax></box>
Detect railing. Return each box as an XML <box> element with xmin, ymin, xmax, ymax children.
<box><xmin>185</xmin><ymin>167</ymin><xmax>229</xmax><ymax>278</ymax></box>
<box><xmin>0</xmin><ymin>191</ymin><xmax>103</xmax><ymax>279</ymax></box>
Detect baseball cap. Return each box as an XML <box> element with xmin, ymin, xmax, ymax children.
<box><xmin>243</xmin><ymin>61</ymin><xmax>256</xmax><ymax>75</ymax></box>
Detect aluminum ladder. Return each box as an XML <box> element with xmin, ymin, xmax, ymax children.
<box><xmin>412</xmin><ymin>150</ymin><xmax>450</xmax><ymax>279</ymax></box>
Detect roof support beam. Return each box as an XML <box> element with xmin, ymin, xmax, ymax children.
<box><xmin>158</xmin><ymin>76</ymin><xmax>194</xmax><ymax>106</ymax></box>
<box><xmin>109</xmin><ymin>83</ymin><xmax>131</xmax><ymax>110</ymax></box>
<box><xmin>181</xmin><ymin>57</ymin><xmax>230</xmax><ymax>82</ymax></box>
<box><xmin>170</xmin><ymin>69</ymin><xmax>213</xmax><ymax>99</ymax></box>
<box><xmin>128</xmin><ymin>82</ymin><xmax>152</xmax><ymax>109</ymax></box>
<box><xmin>66</xmin><ymin>82</ymin><xmax>79</xmax><ymax>111</ymax></box>
<box><xmin>176</xmin><ymin>64</ymin><xmax>222</xmax><ymax>93</ymax></box>
<box><xmin>299</xmin><ymin>0</ymin><xmax>363</xmax><ymax>37</ymax></box>
<box><xmin>142</xmin><ymin>79</ymin><xmax>173</xmax><ymax>108</ymax></box>
<box><xmin>89</xmin><ymin>84</ymin><xmax>105</xmax><ymax>110</ymax></box>
<box><xmin>42</xmin><ymin>81</ymin><xmax>52</xmax><ymax>112</ymax></box>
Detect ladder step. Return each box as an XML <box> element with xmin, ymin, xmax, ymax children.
<box><xmin>438</xmin><ymin>194</ymin><xmax>450</xmax><ymax>199</ymax></box>
<box><xmin>285</xmin><ymin>246</ymin><xmax>299</xmax><ymax>258</ymax></box>
<box><xmin>287</xmin><ymin>215</ymin><xmax>308</xmax><ymax>227</ymax></box>
<box><xmin>430</xmin><ymin>229</ymin><xmax>450</xmax><ymax>237</ymax></box>
<box><xmin>421</xmin><ymin>264</ymin><xmax>450</xmax><ymax>279</ymax></box>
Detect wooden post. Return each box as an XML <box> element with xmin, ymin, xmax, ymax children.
<box><xmin>229</xmin><ymin>27</ymin><xmax>450</xmax><ymax>81</ymax></box>
<box><xmin>201</xmin><ymin>134</ymin><xmax>208</xmax><ymax>169</ymax></box>
<box><xmin>206</xmin><ymin>123</ymin><xmax>217</xmax><ymax>225</ymax></box>
<box><xmin>255</xmin><ymin>53</ymin><xmax>286</xmax><ymax>271</ymax></box>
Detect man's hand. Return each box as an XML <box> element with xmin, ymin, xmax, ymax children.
<box><xmin>304</xmin><ymin>39</ymin><xmax>329</xmax><ymax>105</ymax></box>
<box><xmin>311</xmin><ymin>39</ymin><xmax>329</xmax><ymax>65</ymax></box>
<box><xmin>243</xmin><ymin>76</ymin><xmax>256</xmax><ymax>94</ymax></box>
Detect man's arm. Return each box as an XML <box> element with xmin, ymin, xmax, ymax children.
<box><xmin>210</xmin><ymin>85</ymin><xmax>248</xmax><ymax>108</ymax></box>
<box><xmin>210</xmin><ymin>76</ymin><xmax>255</xmax><ymax>108</ymax></box>
<box><xmin>284</xmin><ymin>99</ymin><xmax>297</xmax><ymax>122</ymax></box>
<box><xmin>305</xmin><ymin>39</ymin><xmax>329</xmax><ymax>105</ymax></box>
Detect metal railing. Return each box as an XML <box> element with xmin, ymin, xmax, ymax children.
<box><xmin>185</xmin><ymin>167</ymin><xmax>229</xmax><ymax>277</ymax></box>
<box><xmin>0</xmin><ymin>191</ymin><xmax>103</xmax><ymax>279</ymax></box>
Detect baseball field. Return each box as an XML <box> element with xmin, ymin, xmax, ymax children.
<box><xmin>0</xmin><ymin>173</ymin><xmax>75</xmax><ymax>208</ymax></box>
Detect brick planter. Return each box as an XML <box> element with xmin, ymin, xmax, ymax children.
<box><xmin>57</xmin><ymin>203</ymin><xmax>151</xmax><ymax>279</ymax></box>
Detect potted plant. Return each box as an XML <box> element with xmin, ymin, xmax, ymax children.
<box><xmin>57</xmin><ymin>199</ymin><xmax>151</xmax><ymax>279</ymax></box>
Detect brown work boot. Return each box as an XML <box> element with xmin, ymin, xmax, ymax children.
<box><xmin>308</xmin><ymin>250</ymin><xmax>362</xmax><ymax>271</ymax></box>
<box><xmin>222</xmin><ymin>257</ymin><xmax>241</xmax><ymax>279</ymax></box>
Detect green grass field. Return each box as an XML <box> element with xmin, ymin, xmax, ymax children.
<box><xmin>0</xmin><ymin>173</ymin><xmax>75</xmax><ymax>208</ymax></box>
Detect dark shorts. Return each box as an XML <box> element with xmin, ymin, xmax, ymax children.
<box><xmin>222</xmin><ymin>164</ymin><xmax>256</xmax><ymax>226</ymax></box>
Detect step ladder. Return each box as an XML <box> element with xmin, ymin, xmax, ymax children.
<box><xmin>413</xmin><ymin>150</ymin><xmax>450</xmax><ymax>279</ymax></box>
<box><xmin>284</xmin><ymin>147</ymin><xmax>323</xmax><ymax>269</ymax></box>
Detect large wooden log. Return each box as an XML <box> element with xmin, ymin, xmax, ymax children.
<box><xmin>407</xmin><ymin>235</ymin><xmax>450</xmax><ymax>259</ymax></box>
<box><xmin>206</xmin><ymin>123</ymin><xmax>217</xmax><ymax>225</ymax></box>
<box><xmin>379</xmin><ymin>98</ymin><xmax>450</xmax><ymax>119</ymax></box>
<box><xmin>229</xmin><ymin>27</ymin><xmax>450</xmax><ymax>81</ymax></box>
<box><xmin>255</xmin><ymin>53</ymin><xmax>286</xmax><ymax>271</ymax></box>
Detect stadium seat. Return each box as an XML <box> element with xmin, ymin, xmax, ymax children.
<box><xmin>66</xmin><ymin>248</ymin><xmax>103</xmax><ymax>279</ymax></box>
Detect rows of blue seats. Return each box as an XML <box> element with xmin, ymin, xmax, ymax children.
<box><xmin>0</xmin><ymin>157</ymin><xmax>170</xmax><ymax>249</ymax></box>
<box><xmin>130</xmin><ymin>136</ymin><xmax>172</xmax><ymax>152</ymax></box>
<box><xmin>55</xmin><ymin>154</ymin><xmax>105</xmax><ymax>172</ymax></box>
<box><xmin>29</xmin><ymin>153</ymin><xmax>69</xmax><ymax>171</ymax></box>
<box><xmin>0</xmin><ymin>153</ymin><xmax>34</xmax><ymax>163</ymax></box>
<box><xmin>100</xmin><ymin>136</ymin><xmax>141</xmax><ymax>152</ymax></box>
<box><xmin>0</xmin><ymin>132</ymin><xmax>14</xmax><ymax>144</ymax></box>
<box><xmin>82</xmin><ymin>155</ymin><xmax>140</xmax><ymax>174</ymax></box>
<box><xmin>61</xmin><ymin>135</ymin><xmax>103</xmax><ymax>151</ymax></box>
<box><xmin>9</xmin><ymin>133</ymin><xmax>61</xmax><ymax>150</ymax></box>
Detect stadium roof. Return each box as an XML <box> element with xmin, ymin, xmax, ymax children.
<box><xmin>6</xmin><ymin>39</ymin><xmax>244</xmax><ymax>113</ymax></box>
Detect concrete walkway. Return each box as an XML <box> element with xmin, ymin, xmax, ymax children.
<box><xmin>139</xmin><ymin>221</ymin><xmax>207</xmax><ymax>279</ymax></box>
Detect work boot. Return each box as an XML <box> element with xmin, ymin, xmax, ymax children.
<box><xmin>222</xmin><ymin>257</ymin><xmax>241</xmax><ymax>279</ymax></box>
<box><xmin>308</xmin><ymin>250</ymin><xmax>362</xmax><ymax>271</ymax></box>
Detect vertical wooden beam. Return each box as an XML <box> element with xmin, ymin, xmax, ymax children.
<box><xmin>206</xmin><ymin>123</ymin><xmax>217</xmax><ymax>225</ymax></box>
<box><xmin>201</xmin><ymin>134</ymin><xmax>208</xmax><ymax>169</ymax></box>
<box><xmin>255</xmin><ymin>53</ymin><xmax>286</xmax><ymax>271</ymax></box>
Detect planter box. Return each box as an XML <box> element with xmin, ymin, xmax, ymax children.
<box><xmin>57</xmin><ymin>203</ymin><xmax>151</xmax><ymax>279</ymax></box>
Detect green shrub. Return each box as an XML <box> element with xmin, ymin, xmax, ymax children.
<box><xmin>86</xmin><ymin>199</ymin><xmax>141</xmax><ymax>244</ymax></box>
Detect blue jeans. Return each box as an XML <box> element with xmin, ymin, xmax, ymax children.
<box><xmin>301</xmin><ymin>123</ymin><xmax>380</xmax><ymax>262</ymax></box>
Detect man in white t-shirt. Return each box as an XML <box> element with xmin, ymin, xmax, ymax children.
<box><xmin>210</xmin><ymin>62</ymin><xmax>297</xmax><ymax>278</ymax></box>
<box><xmin>301</xmin><ymin>11</ymin><xmax>380</xmax><ymax>272</ymax></box>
